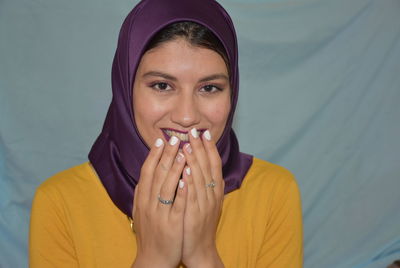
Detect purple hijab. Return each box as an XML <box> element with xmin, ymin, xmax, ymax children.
<box><xmin>88</xmin><ymin>0</ymin><xmax>253</xmax><ymax>217</ymax></box>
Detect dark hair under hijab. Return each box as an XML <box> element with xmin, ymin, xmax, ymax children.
<box><xmin>145</xmin><ymin>21</ymin><xmax>230</xmax><ymax>77</ymax></box>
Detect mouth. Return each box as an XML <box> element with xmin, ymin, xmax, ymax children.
<box><xmin>161</xmin><ymin>128</ymin><xmax>205</xmax><ymax>147</ymax></box>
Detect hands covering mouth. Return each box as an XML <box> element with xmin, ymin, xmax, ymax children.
<box><xmin>132</xmin><ymin>126</ymin><xmax>225</xmax><ymax>268</ymax></box>
<box><xmin>162</xmin><ymin>128</ymin><xmax>205</xmax><ymax>147</ymax></box>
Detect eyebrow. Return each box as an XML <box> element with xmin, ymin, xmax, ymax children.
<box><xmin>143</xmin><ymin>71</ymin><xmax>177</xmax><ymax>81</ymax></box>
<box><xmin>198</xmin><ymin>74</ymin><xmax>229</xmax><ymax>83</ymax></box>
<box><xmin>142</xmin><ymin>71</ymin><xmax>229</xmax><ymax>83</ymax></box>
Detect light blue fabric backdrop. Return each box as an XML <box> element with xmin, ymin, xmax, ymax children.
<box><xmin>1</xmin><ymin>0</ymin><xmax>399</xmax><ymax>267</ymax></box>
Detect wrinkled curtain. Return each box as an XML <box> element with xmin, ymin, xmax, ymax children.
<box><xmin>1</xmin><ymin>0</ymin><xmax>399</xmax><ymax>267</ymax></box>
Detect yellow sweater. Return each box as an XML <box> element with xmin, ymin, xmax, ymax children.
<box><xmin>29</xmin><ymin>158</ymin><xmax>303</xmax><ymax>267</ymax></box>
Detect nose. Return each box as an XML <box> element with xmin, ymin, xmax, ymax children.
<box><xmin>170</xmin><ymin>91</ymin><xmax>200</xmax><ymax>128</ymax></box>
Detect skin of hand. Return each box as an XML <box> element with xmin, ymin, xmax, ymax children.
<box><xmin>132</xmin><ymin>137</ymin><xmax>188</xmax><ymax>268</ymax></box>
<box><xmin>131</xmin><ymin>36</ymin><xmax>231</xmax><ymax>268</ymax></box>
<box><xmin>131</xmin><ymin>129</ymin><xmax>225</xmax><ymax>268</ymax></box>
<box><xmin>181</xmin><ymin>129</ymin><xmax>225</xmax><ymax>268</ymax></box>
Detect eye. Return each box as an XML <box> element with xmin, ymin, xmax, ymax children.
<box><xmin>200</xmin><ymin>84</ymin><xmax>222</xmax><ymax>93</ymax></box>
<box><xmin>151</xmin><ymin>82</ymin><xmax>172</xmax><ymax>91</ymax></box>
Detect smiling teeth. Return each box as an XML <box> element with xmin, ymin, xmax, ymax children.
<box><xmin>165</xmin><ymin>130</ymin><xmax>200</xmax><ymax>142</ymax></box>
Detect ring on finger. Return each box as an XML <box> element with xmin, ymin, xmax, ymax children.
<box><xmin>158</xmin><ymin>194</ymin><xmax>174</xmax><ymax>205</ymax></box>
<box><xmin>205</xmin><ymin>180</ymin><xmax>216</xmax><ymax>189</ymax></box>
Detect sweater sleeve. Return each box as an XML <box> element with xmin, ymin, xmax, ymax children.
<box><xmin>29</xmin><ymin>187</ymin><xmax>79</xmax><ymax>268</ymax></box>
<box><xmin>256</xmin><ymin>174</ymin><xmax>303</xmax><ymax>268</ymax></box>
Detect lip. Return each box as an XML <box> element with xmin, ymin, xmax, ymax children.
<box><xmin>161</xmin><ymin>128</ymin><xmax>206</xmax><ymax>148</ymax></box>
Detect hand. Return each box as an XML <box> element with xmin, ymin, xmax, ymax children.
<box><xmin>181</xmin><ymin>129</ymin><xmax>225</xmax><ymax>268</ymax></box>
<box><xmin>132</xmin><ymin>136</ymin><xmax>187</xmax><ymax>268</ymax></box>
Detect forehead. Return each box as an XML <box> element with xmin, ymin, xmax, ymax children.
<box><xmin>137</xmin><ymin>39</ymin><xmax>228</xmax><ymax>76</ymax></box>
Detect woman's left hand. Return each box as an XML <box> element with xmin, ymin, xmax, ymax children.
<box><xmin>181</xmin><ymin>128</ymin><xmax>225</xmax><ymax>268</ymax></box>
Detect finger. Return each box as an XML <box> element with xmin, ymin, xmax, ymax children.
<box><xmin>188</xmin><ymin>128</ymin><xmax>215</xmax><ymax>202</ymax></box>
<box><xmin>150</xmin><ymin>136</ymin><xmax>180</xmax><ymax>208</ymax></box>
<box><xmin>170</xmin><ymin>179</ymin><xmax>187</xmax><ymax>219</ymax></box>
<box><xmin>158</xmin><ymin>152</ymin><xmax>186</xmax><ymax>210</ymax></box>
<box><xmin>182</xmin><ymin>166</ymin><xmax>199</xmax><ymax>210</ymax></box>
<box><xmin>189</xmin><ymin>128</ymin><xmax>212</xmax><ymax>181</ymax></box>
<box><xmin>183</xmin><ymin>142</ymin><xmax>210</xmax><ymax>208</ymax></box>
<box><xmin>138</xmin><ymin>138</ymin><xmax>165</xmax><ymax>204</ymax></box>
<box><xmin>201</xmin><ymin>130</ymin><xmax>224</xmax><ymax>197</ymax></box>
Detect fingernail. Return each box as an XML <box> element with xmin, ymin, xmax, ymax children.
<box><xmin>169</xmin><ymin>136</ymin><xmax>179</xmax><ymax>146</ymax></box>
<box><xmin>203</xmin><ymin>130</ymin><xmax>211</xmax><ymax>141</ymax></box>
<box><xmin>185</xmin><ymin>167</ymin><xmax>191</xmax><ymax>176</ymax></box>
<box><xmin>176</xmin><ymin>152</ymin><xmax>185</xmax><ymax>162</ymax></box>
<box><xmin>184</xmin><ymin>143</ymin><xmax>192</xmax><ymax>154</ymax></box>
<box><xmin>155</xmin><ymin>138</ymin><xmax>164</xmax><ymax>147</ymax></box>
<box><xmin>179</xmin><ymin>179</ymin><xmax>185</xmax><ymax>189</ymax></box>
<box><xmin>190</xmin><ymin>128</ymin><xmax>198</xmax><ymax>138</ymax></box>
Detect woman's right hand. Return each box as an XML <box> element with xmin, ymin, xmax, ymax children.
<box><xmin>132</xmin><ymin>136</ymin><xmax>187</xmax><ymax>268</ymax></box>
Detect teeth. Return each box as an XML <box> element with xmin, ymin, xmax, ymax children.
<box><xmin>165</xmin><ymin>129</ymin><xmax>200</xmax><ymax>142</ymax></box>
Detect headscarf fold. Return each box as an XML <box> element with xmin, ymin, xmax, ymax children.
<box><xmin>89</xmin><ymin>0</ymin><xmax>253</xmax><ymax>217</ymax></box>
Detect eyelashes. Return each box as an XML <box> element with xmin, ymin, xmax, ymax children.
<box><xmin>149</xmin><ymin>82</ymin><xmax>224</xmax><ymax>94</ymax></box>
<box><xmin>201</xmin><ymin>84</ymin><xmax>223</xmax><ymax>93</ymax></box>
<box><xmin>150</xmin><ymin>82</ymin><xmax>172</xmax><ymax>91</ymax></box>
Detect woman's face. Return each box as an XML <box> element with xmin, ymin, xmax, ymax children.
<box><xmin>132</xmin><ymin>38</ymin><xmax>231</xmax><ymax>148</ymax></box>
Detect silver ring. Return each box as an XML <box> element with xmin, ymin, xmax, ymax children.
<box><xmin>205</xmin><ymin>180</ymin><xmax>216</xmax><ymax>189</ymax></box>
<box><xmin>158</xmin><ymin>194</ymin><xmax>174</xmax><ymax>205</ymax></box>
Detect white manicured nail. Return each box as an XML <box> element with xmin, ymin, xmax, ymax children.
<box><xmin>179</xmin><ymin>180</ymin><xmax>185</xmax><ymax>189</ymax></box>
<box><xmin>169</xmin><ymin>136</ymin><xmax>179</xmax><ymax>146</ymax></box>
<box><xmin>155</xmin><ymin>138</ymin><xmax>164</xmax><ymax>147</ymax></box>
<box><xmin>176</xmin><ymin>152</ymin><xmax>184</xmax><ymax>162</ymax></box>
<box><xmin>190</xmin><ymin>128</ymin><xmax>198</xmax><ymax>138</ymax></box>
<box><xmin>184</xmin><ymin>143</ymin><xmax>192</xmax><ymax>154</ymax></box>
<box><xmin>185</xmin><ymin>167</ymin><xmax>191</xmax><ymax>175</ymax></box>
<box><xmin>203</xmin><ymin>130</ymin><xmax>211</xmax><ymax>141</ymax></box>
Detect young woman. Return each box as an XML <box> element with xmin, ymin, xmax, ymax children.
<box><xmin>30</xmin><ymin>0</ymin><xmax>303</xmax><ymax>267</ymax></box>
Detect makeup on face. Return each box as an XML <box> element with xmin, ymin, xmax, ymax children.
<box><xmin>132</xmin><ymin>39</ymin><xmax>231</xmax><ymax>150</ymax></box>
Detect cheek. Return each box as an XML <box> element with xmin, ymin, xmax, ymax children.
<box><xmin>134</xmin><ymin>97</ymin><xmax>165</xmax><ymax>122</ymax></box>
<box><xmin>133</xmin><ymin>90</ymin><xmax>169</xmax><ymax>141</ymax></box>
<box><xmin>203</xmin><ymin>98</ymin><xmax>231</xmax><ymax>127</ymax></box>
